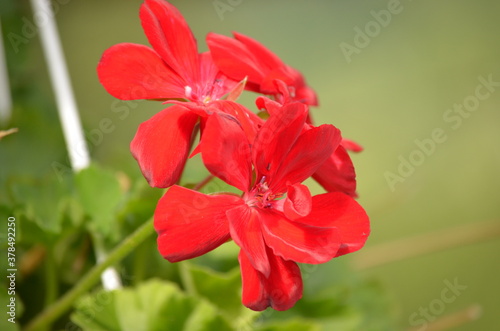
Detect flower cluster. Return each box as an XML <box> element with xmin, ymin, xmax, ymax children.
<box><xmin>98</xmin><ymin>0</ymin><xmax>369</xmax><ymax>311</ymax></box>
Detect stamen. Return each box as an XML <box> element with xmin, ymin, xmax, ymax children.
<box><xmin>184</xmin><ymin>85</ymin><xmax>193</xmax><ymax>99</ymax></box>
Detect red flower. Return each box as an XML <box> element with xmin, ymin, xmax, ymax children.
<box><xmin>207</xmin><ymin>32</ymin><xmax>318</xmax><ymax>106</ymax></box>
<box><xmin>97</xmin><ymin>0</ymin><xmax>262</xmax><ymax>188</ymax></box>
<box><xmin>154</xmin><ymin>102</ymin><xmax>370</xmax><ymax>310</ymax></box>
<box><xmin>98</xmin><ymin>0</ymin><xmax>369</xmax><ymax>311</ymax></box>
<box><xmin>256</xmin><ymin>92</ymin><xmax>361</xmax><ymax>197</ymax></box>
<box><xmin>312</xmin><ymin>138</ymin><xmax>364</xmax><ymax>197</ymax></box>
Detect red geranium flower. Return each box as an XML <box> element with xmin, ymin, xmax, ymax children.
<box><xmin>256</xmin><ymin>91</ymin><xmax>361</xmax><ymax>197</ymax></box>
<box><xmin>154</xmin><ymin>102</ymin><xmax>370</xmax><ymax>310</ymax></box>
<box><xmin>97</xmin><ymin>0</ymin><xmax>261</xmax><ymax>188</ymax></box>
<box><xmin>207</xmin><ymin>32</ymin><xmax>318</xmax><ymax>106</ymax></box>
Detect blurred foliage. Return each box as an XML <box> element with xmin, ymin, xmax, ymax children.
<box><xmin>71</xmin><ymin>264</ymin><xmax>395</xmax><ymax>331</ymax></box>
<box><xmin>1</xmin><ymin>0</ymin><xmax>500</xmax><ymax>330</ymax></box>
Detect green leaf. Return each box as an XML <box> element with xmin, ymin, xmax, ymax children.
<box><xmin>260</xmin><ymin>260</ymin><xmax>396</xmax><ymax>331</ymax></box>
<box><xmin>72</xmin><ymin>279</ymin><xmax>233</xmax><ymax>331</ymax></box>
<box><xmin>115</xmin><ymin>180</ymin><xmax>162</xmax><ymax>233</ymax></box>
<box><xmin>188</xmin><ymin>264</ymin><xmax>242</xmax><ymax>316</ymax></box>
<box><xmin>75</xmin><ymin>164</ymin><xmax>124</xmax><ymax>239</ymax></box>
<box><xmin>187</xmin><ymin>263</ymin><xmax>261</xmax><ymax>328</ymax></box>
<box><xmin>9</xmin><ymin>175</ymin><xmax>73</xmax><ymax>234</ymax></box>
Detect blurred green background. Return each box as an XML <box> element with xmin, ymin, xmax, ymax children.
<box><xmin>1</xmin><ymin>0</ymin><xmax>499</xmax><ymax>330</ymax></box>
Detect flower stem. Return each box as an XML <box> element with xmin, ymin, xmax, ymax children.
<box><xmin>43</xmin><ymin>248</ymin><xmax>58</xmax><ymax>307</ymax></box>
<box><xmin>92</xmin><ymin>233</ymin><xmax>123</xmax><ymax>291</ymax></box>
<box><xmin>23</xmin><ymin>218</ymin><xmax>154</xmax><ymax>331</ymax></box>
<box><xmin>193</xmin><ymin>174</ymin><xmax>214</xmax><ymax>191</ymax></box>
<box><xmin>178</xmin><ymin>261</ymin><xmax>197</xmax><ymax>296</ymax></box>
<box><xmin>407</xmin><ymin>304</ymin><xmax>481</xmax><ymax>331</ymax></box>
<box><xmin>353</xmin><ymin>220</ymin><xmax>500</xmax><ymax>270</ymax></box>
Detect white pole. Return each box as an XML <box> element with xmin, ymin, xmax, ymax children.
<box><xmin>31</xmin><ymin>0</ymin><xmax>121</xmax><ymax>290</ymax></box>
<box><xmin>29</xmin><ymin>0</ymin><xmax>90</xmax><ymax>171</ymax></box>
<box><xmin>0</xmin><ymin>19</ymin><xmax>13</xmax><ymax>123</ymax></box>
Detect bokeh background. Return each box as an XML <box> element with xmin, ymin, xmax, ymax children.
<box><xmin>1</xmin><ymin>0</ymin><xmax>499</xmax><ymax>330</ymax></box>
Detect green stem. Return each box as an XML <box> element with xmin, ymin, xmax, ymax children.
<box><xmin>178</xmin><ymin>261</ymin><xmax>197</xmax><ymax>296</ymax></box>
<box><xmin>192</xmin><ymin>174</ymin><xmax>214</xmax><ymax>192</ymax></box>
<box><xmin>42</xmin><ymin>248</ymin><xmax>58</xmax><ymax>331</ymax></box>
<box><xmin>44</xmin><ymin>254</ymin><xmax>56</xmax><ymax>301</ymax></box>
<box><xmin>23</xmin><ymin>218</ymin><xmax>154</xmax><ymax>331</ymax></box>
<box><xmin>132</xmin><ymin>239</ymin><xmax>148</xmax><ymax>285</ymax></box>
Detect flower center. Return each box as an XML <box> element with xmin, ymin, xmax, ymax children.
<box><xmin>244</xmin><ymin>177</ymin><xmax>283</xmax><ymax>209</ymax></box>
<box><xmin>184</xmin><ymin>79</ymin><xmax>224</xmax><ymax>104</ymax></box>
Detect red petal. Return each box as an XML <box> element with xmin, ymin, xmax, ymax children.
<box><xmin>260</xmin><ymin>209</ymin><xmax>341</xmax><ymax>264</ymax></box>
<box><xmin>232</xmin><ymin>33</ymin><xmax>317</xmax><ymax>106</ymax></box>
<box><xmin>296</xmin><ymin>85</ymin><xmax>318</xmax><ymax>106</ymax></box>
<box><xmin>199</xmin><ymin>52</ymin><xmax>237</xmax><ymax>100</ymax></box>
<box><xmin>295</xmin><ymin>192</ymin><xmax>370</xmax><ymax>256</ymax></box>
<box><xmin>239</xmin><ymin>250</ymin><xmax>267</xmax><ymax>311</ymax></box>
<box><xmin>256</xmin><ymin>96</ymin><xmax>282</xmax><ymax>115</ymax></box>
<box><xmin>260</xmin><ymin>67</ymin><xmax>297</xmax><ymax>93</ymax></box>
<box><xmin>233</xmin><ymin>32</ymin><xmax>283</xmax><ymax>71</ymax></box>
<box><xmin>198</xmin><ymin>52</ymin><xmax>219</xmax><ymax>89</ymax></box>
<box><xmin>227</xmin><ymin>205</ymin><xmax>270</xmax><ymax>277</ymax></box>
<box><xmin>283</xmin><ymin>183</ymin><xmax>312</xmax><ymax>220</ymax></box>
<box><xmin>130</xmin><ymin>105</ymin><xmax>198</xmax><ymax>188</ymax></box>
<box><xmin>206</xmin><ymin>32</ymin><xmax>265</xmax><ymax>83</ymax></box>
<box><xmin>342</xmin><ymin>138</ymin><xmax>363</xmax><ymax>152</ymax></box>
<box><xmin>312</xmin><ymin>144</ymin><xmax>358</xmax><ymax>197</ymax></box>
<box><xmin>239</xmin><ymin>247</ymin><xmax>303</xmax><ymax>311</ymax></box>
<box><xmin>154</xmin><ymin>186</ymin><xmax>242</xmax><ymax>262</ymax></box>
<box><xmin>252</xmin><ymin>102</ymin><xmax>308</xmax><ymax>181</ymax></box>
<box><xmin>140</xmin><ymin>0</ymin><xmax>199</xmax><ymax>83</ymax></box>
<box><xmin>97</xmin><ymin>43</ymin><xmax>185</xmax><ymax>100</ymax></box>
<box><xmin>201</xmin><ymin>113</ymin><xmax>251</xmax><ymax>192</ymax></box>
<box><xmin>209</xmin><ymin>100</ymin><xmax>262</xmax><ymax>144</ymax></box>
<box><xmin>270</xmin><ymin>124</ymin><xmax>341</xmax><ymax>193</ymax></box>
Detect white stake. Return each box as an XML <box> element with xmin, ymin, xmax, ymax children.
<box><xmin>30</xmin><ymin>0</ymin><xmax>90</xmax><ymax>171</ymax></box>
<box><xmin>31</xmin><ymin>0</ymin><xmax>121</xmax><ymax>290</ymax></box>
<box><xmin>0</xmin><ymin>19</ymin><xmax>13</xmax><ymax>123</ymax></box>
